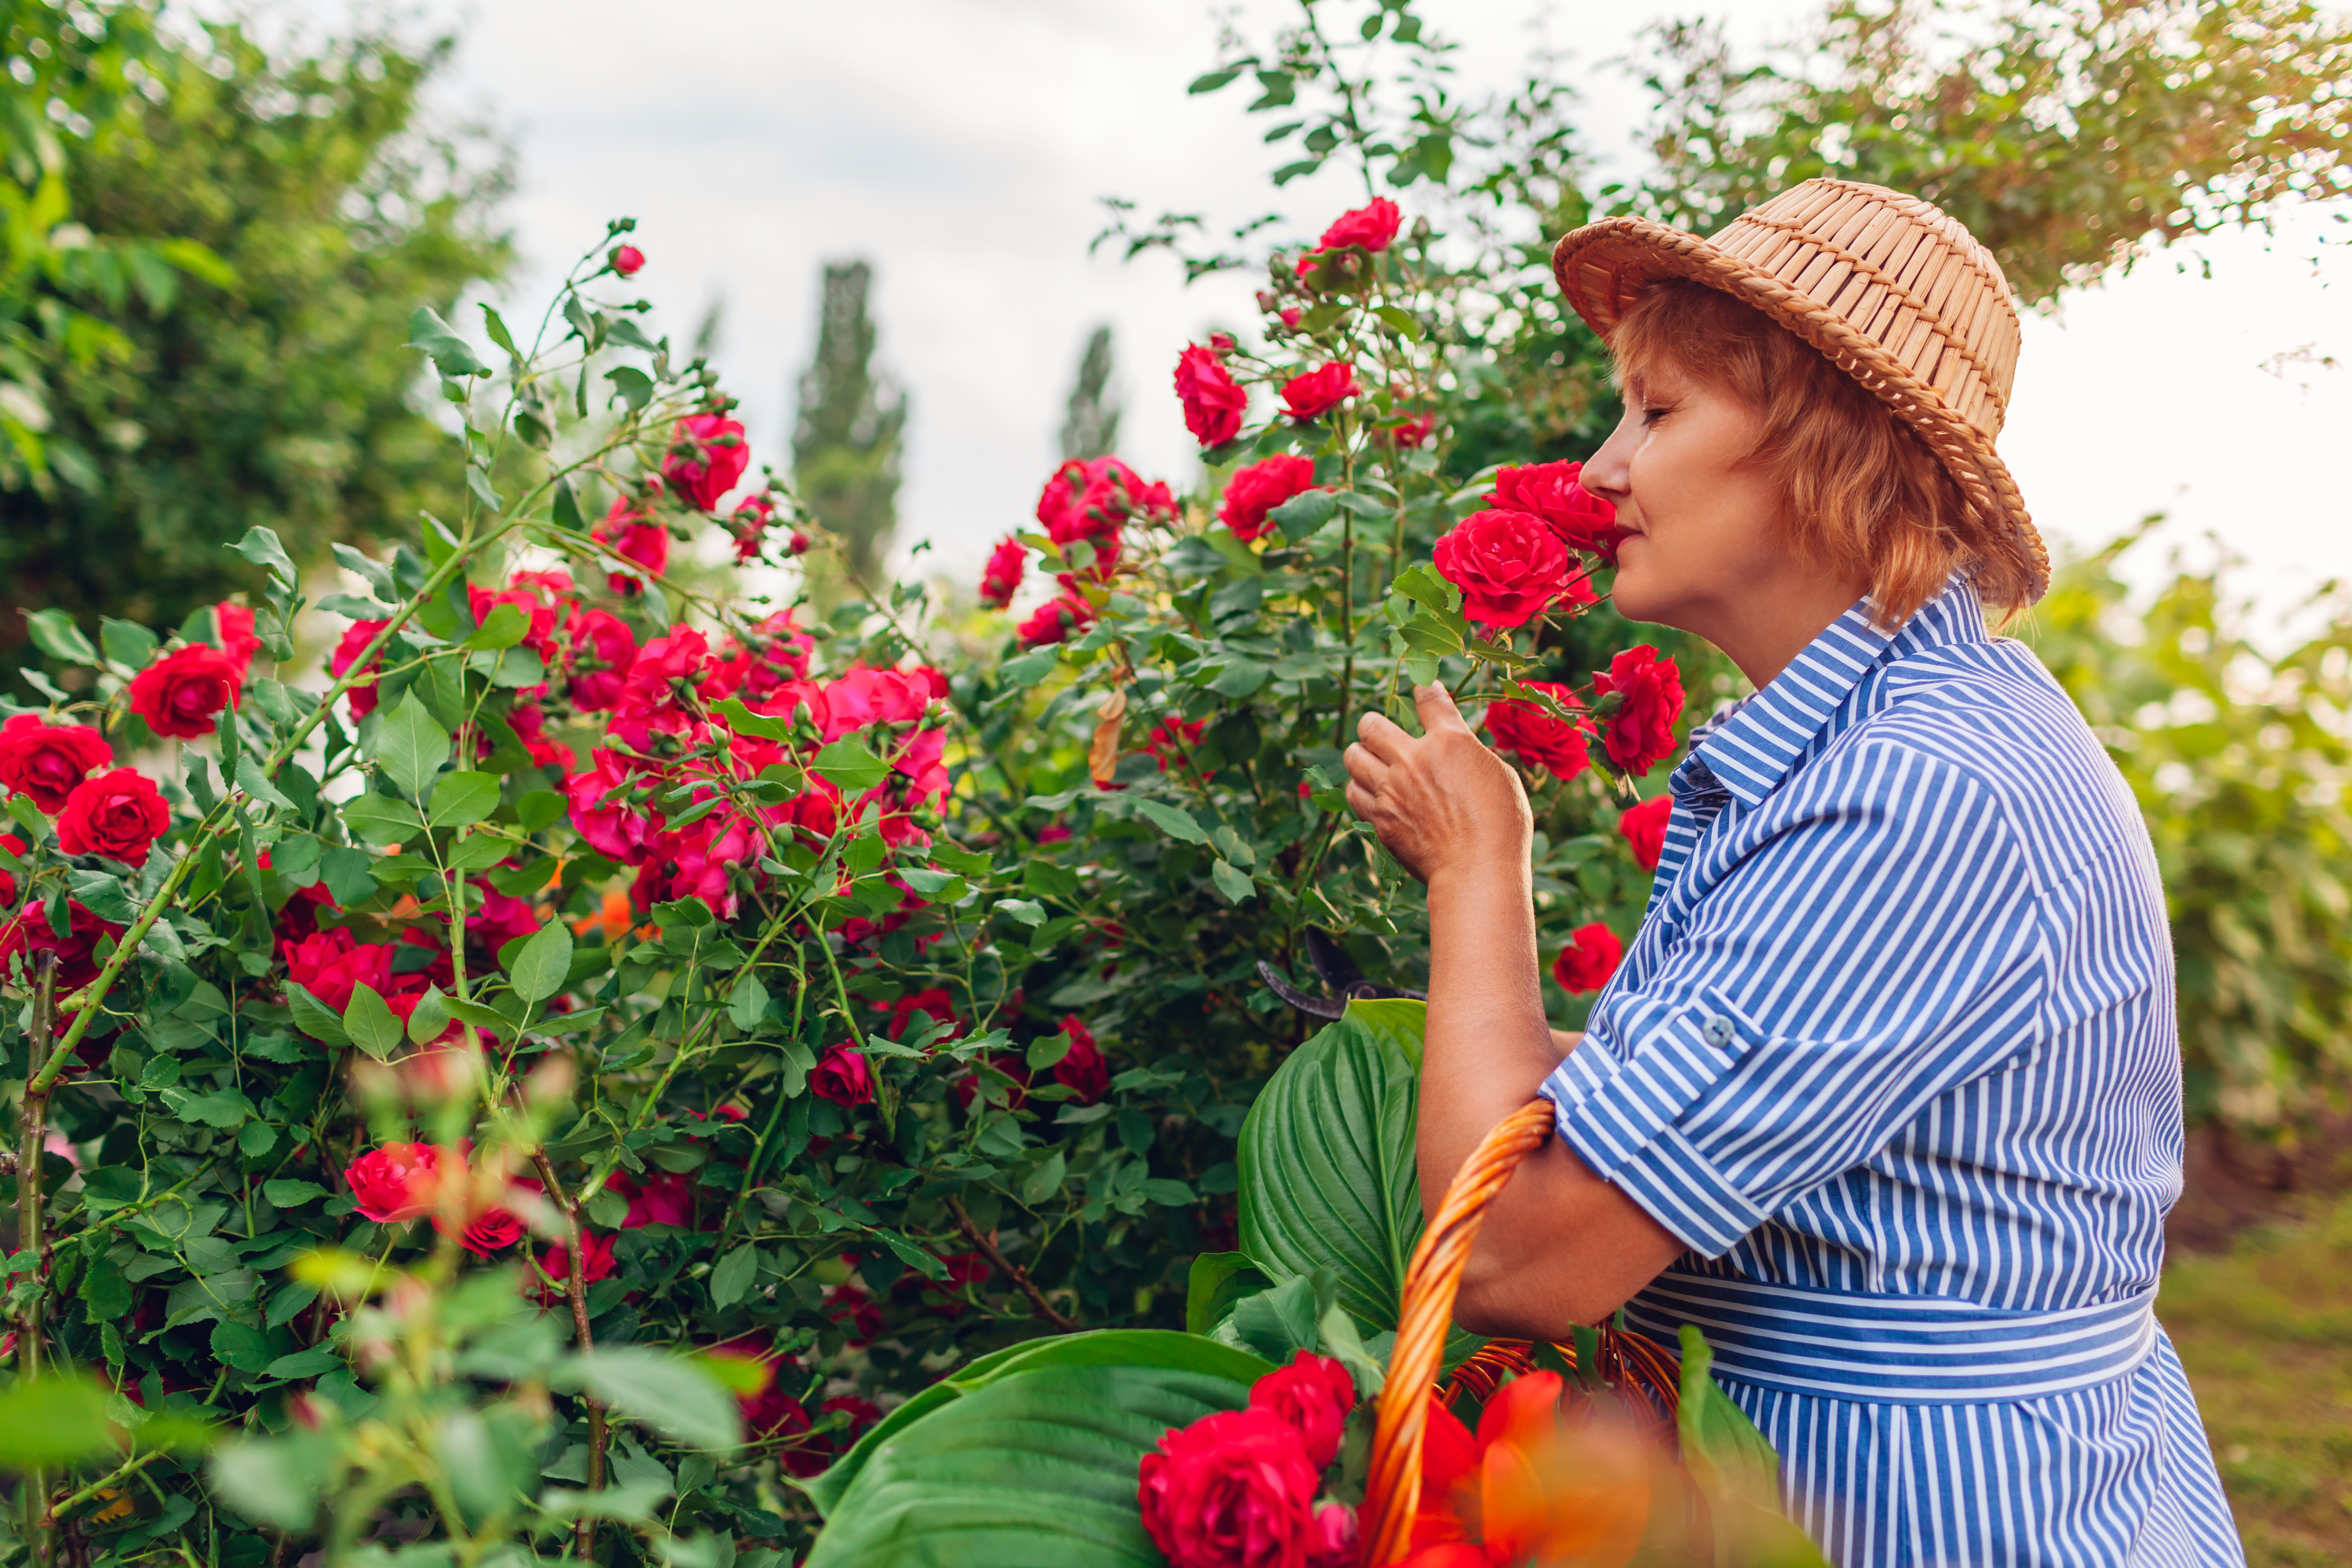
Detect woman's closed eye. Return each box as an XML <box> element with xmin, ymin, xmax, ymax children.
<box><xmin>1640</xmin><ymin>402</ymin><xmax>1676</xmax><ymax>427</ymax></box>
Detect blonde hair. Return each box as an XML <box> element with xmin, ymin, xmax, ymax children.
<box><xmin>1609</xmin><ymin>278</ymin><xmax>2034</xmax><ymax>627</ymax></box>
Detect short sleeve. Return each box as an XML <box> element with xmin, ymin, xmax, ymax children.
<box><xmin>1540</xmin><ymin>740</ymin><xmax>2049</xmax><ymax>1258</ymax></box>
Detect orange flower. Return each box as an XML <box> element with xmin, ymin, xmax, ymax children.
<box><xmin>1400</xmin><ymin>1372</ymin><xmax>1653</xmax><ymax>1568</ymax></box>
<box><xmin>571</xmin><ymin>888</ymin><xmax>633</xmax><ymax>941</ymax></box>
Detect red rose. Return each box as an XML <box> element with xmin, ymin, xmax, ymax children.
<box><xmin>214</xmin><ymin>603</ymin><xmax>263</xmax><ymax>674</ymax></box>
<box><xmin>0</xmin><ymin>714</ymin><xmax>112</xmax><ymax>814</ymax></box>
<box><xmin>0</xmin><ymin>898</ymin><xmax>123</xmax><ymax>990</ymax></box>
<box><xmin>1017</xmin><ymin>596</ymin><xmax>1094</xmax><ymax>650</ymax></box>
<box><xmin>1319</xmin><ymin>196</ymin><xmax>1402</xmax><ymax>253</ymax></box>
<box><xmin>436</xmin><ymin>1202</ymin><xmax>526</xmax><ymax>1257</ymax></box>
<box><xmin>1175</xmin><ymin>343</ymin><xmax>1249</xmax><ymax>447</ymax></box>
<box><xmin>1619</xmin><ymin>794</ymin><xmax>1672</xmax><ymax>872</ymax></box>
<box><xmin>664</xmin><ymin>413</ymin><xmax>751</xmax><ymax>512</ymax></box>
<box><xmin>1485</xmin><ymin>460</ymin><xmax>1621</xmax><ymax>559</ymax></box>
<box><xmin>1279</xmin><ymin>362</ymin><xmax>1358</xmax><ymax>422</ymax></box>
<box><xmin>344</xmin><ymin>1142</ymin><xmax>442</xmax><ymax>1224</ymax></box>
<box><xmin>1481</xmin><ymin>683</ymin><xmax>1589</xmax><ymax>779</ymax></box>
<box><xmin>1431</xmin><ymin>510</ymin><xmax>1579</xmax><ymax>632</ymax></box>
<box><xmin>980</xmin><ymin>536</ymin><xmax>1026</xmax><ymax>609</ymax></box>
<box><xmin>0</xmin><ymin>832</ymin><xmax>23</xmax><ymax>907</ymax></box>
<box><xmin>281</xmin><ymin>926</ymin><xmax>398</xmax><ymax>1014</ymax></box>
<box><xmin>1553</xmin><ymin>923</ymin><xmax>1623</xmax><ymax>994</ymax></box>
<box><xmin>611</xmin><ymin>1168</ymin><xmax>694</xmax><ymax>1229</ymax></box>
<box><xmin>1591</xmin><ymin>646</ymin><xmax>1685</xmax><ymax>776</ymax></box>
<box><xmin>810</xmin><ymin>1044</ymin><xmax>875</xmax><ymax>1106</ymax></box>
<box><xmin>1384</xmin><ymin>412</ymin><xmax>1435</xmax><ymax>449</ymax></box>
<box><xmin>128</xmin><ymin>645</ymin><xmax>242</xmax><ymax>740</ymax></box>
<box><xmin>1053</xmin><ymin>1015</ymin><xmax>1110</xmax><ymax>1104</ymax></box>
<box><xmin>56</xmin><ymin>768</ymin><xmax>169</xmax><ymax>864</ymax></box>
<box><xmin>329</xmin><ymin>619</ymin><xmax>389</xmax><ymax>720</ymax></box>
<box><xmin>467</xmin><ymin>585</ymin><xmax>561</xmax><ymax>663</ymax></box>
<box><xmin>611</xmin><ymin>243</ymin><xmax>645</xmax><ymax>276</ymax></box>
<box><xmin>531</xmin><ymin>1229</ymin><xmax>618</xmax><ymax>1305</ymax></box>
<box><xmin>1220</xmin><ymin>456</ymin><xmax>1318</xmax><ymax>543</ymax></box>
<box><xmin>1137</xmin><ymin>1406</ymin><xmax>1322</xmax><ymax>1568</ymax></box>
<box><xmin>1248</xmin><ymin>1350</ymin><xmax>1357</xmax><ymax>1468</ymax></box>
<box><xmin>1308</xmin><ymin>1502</ymin><xmax>1358</xmax><ymax>1568</ymax></box>
<box><xmin>565</xmin><ymin>609</ymin><xmax>639</xmax><ymax>713</ymax></box>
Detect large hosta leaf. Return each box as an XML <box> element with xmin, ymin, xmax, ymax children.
<box><xmin>1237</xmin><ymin>998</ymin><xmax>1427</xmax><ymax>1332</ymax></box>
<box><xmin>800</xmin><ymin>1337</ymin><xmax>1268</xmax><ymax>1568</ymax></box>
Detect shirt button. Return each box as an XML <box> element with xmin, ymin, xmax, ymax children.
<box><xmin>1700</xmin><ymin>1014</ymin><xmax>1736</xmax><ymax>1047</ymax></box>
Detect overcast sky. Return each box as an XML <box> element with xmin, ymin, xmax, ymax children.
<box><xmin>283</xmin><ymin>0</ymin><xmax>2352</xmax><ymax>636</ymax></box>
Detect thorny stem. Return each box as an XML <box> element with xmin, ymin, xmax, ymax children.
<box><xmin>530</xmin><ymin>1151</ymin><xmax>606</xmax><ymax>1558</ymax></box>
<box><xmin>46</xmin><ymin>1448</ymin><xmax>166</xmax><ymax>1529</ymax></box>
<box><xmin>946</xmin><ymin>1194</ymin><xmax>1079</xmax><ymax>1333</ymax></box>
<box><xmin>16</xmin><ymin>951</ymin><xmax>57</xmax><ymax>1563</ymax></box>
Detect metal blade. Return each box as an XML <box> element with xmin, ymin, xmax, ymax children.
<box><xmin>1256</xmin><ymin>960</ymin><xmax>1346</xmax><ymax>1019</ymax></box>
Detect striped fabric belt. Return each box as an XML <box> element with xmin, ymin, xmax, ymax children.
<box><xmin>1625</xmin><ymin>1271</ymin><xmax>2160</xmax><ymax>1405</ymax></box>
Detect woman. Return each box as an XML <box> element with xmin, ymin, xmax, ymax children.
<box><xmin>1344</xmin><ymin>179</ymin><xmax>2243</xmax><ymax>1566</ymax></box>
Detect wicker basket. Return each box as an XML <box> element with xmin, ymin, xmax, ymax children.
<box><xmin>1357</xmin><ymin>1101</ymin><xmax>1685</xmax><ymax>1565</ymax></box>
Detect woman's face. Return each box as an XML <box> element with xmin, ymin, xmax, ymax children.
<box><xmin>1578</xmin><ymin>358</ymin><xmax>1789</xmax><ymax>632</ymax></box>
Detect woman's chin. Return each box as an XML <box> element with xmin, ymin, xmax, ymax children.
<box><xmin>1608</xmin><ymin>540</ymin><xmax>1664</xmax><ymax>624</ymax></box>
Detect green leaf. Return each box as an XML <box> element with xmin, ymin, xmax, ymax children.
<box><xmin>508</xmin><ymin>918</ymin><xmax>575</xmax><ymax>1005</ymax></box>
<box><xmin>263</xmin><ymin>1179</ymin><xmax>328</xmax><ymax>1209</ymax></box>
<box><xmin>1132</xmin><ymin>799</ymin><xmax>1209</xmax><ymax>845</ymax></box>
<box><xmin>1267</xmin><ymin>489</ymin><xmax>1337</xmax><ymax>539</ymax></box>
<box><xmin>230</xmin><ymin>525</ymin><xmax>298</xmax><ymax>586</ymax></box>
<box><xmin>0</xmin><ymin>1377</ymin><xmax>116</xmax><ymax>1469</ymax></box>
<box><xmin>559</xmin><ymin>1348</ymin><xmax>742</xmax><ymax>1451</ymax></box>
<box><xmin>1676</xmin><ymin>1325</ymin><xmax>1782</xmax><ymax>1499</ymax></box>
<box><xmin>710</xmin><ymin>1245</ymin><xmax>758</xmax><ymax>1309</ymax></box>
<box><xmin>235</xmin><ymin>757</ymin><xmax>295</xmax><ymax>813</ymax></box>
<box><xmin>407</xmin><ymin>305</ymin><xmax>491</xmax><ymax>377</ymax></box>
<box><xmin>211</xmin><ymin>1320</ymin><xmax>277</xmax><ymax>1374</ymax></box>
<box><xmin>100</xmin><ymin>616</ymin><xmax>158</xmax><ymax>670</ymax></box>
<box><xmin>464</xmin><ymin>602</ymin><xmax>530</xmax><ymax>650</ymax></box>
<box><xmin>24</xmin><ymin>609</ymin><xmax>98</xmax><ymax>667</ymax></box>
<box><xmin>330</xmin><ymin>542</ymin><xmax>397</xmax><ymax>603</ymax></box>
<box><xmin>517</xmin><ymin>789</ymin><xmax>567</xmax><ymax>833</ymax></box>
<box><xmin>339</xmin><ymin>794</ymin><xmax>421</xmax><ymax>847</ymax></box>
<box><xmin>1237</xmin><ymin>1000</ymin><xmax>1428</xmax><ymax>1335</ymax></box>
<box><xmin>342</xmin><ymin>983</ymin><xmax>403</xmax><ymax>1062</ymax></box>
<box><xmin>405</xmin><ymin>987</ymin><xmax>453</xmax><ymax>1045</ymax></box>
<box><xmin>727</xmin><ymin>972</ymin><xmax>769</xmax><ymax>1032</ymax></box>
<box><xmin>604</xmin><ymin>365</ymin><xmax>655</xmax><ymax>410</ymax></box>
<box><xmin>714</xmin><ymin>696</ymin><xmax>792</xmax><ymax>740</ymax></box>
<box><xmin>377</xmin><ymin>693</ymin><xmax>450</xmax><ymax>803</ymax></box>
<box><xmin>479</xmin><ymin>302</ymin><xmax>519</xmax><ymax>356</ymax></box>
<box><xmin>799</xmin><ymin>1360</ymin><xmax>1253</xmax><ymax>1564</ymax></box>
<box><xmin>1187</xmin><ymin>67</ymin><xmax>1243</xmax><ymax>93</ymax></box>
<box><xmin>263</xmin><ymin>1347</ymin><xmax>342</xmax><ymax>1380</ymax></box>
<box><xmin>1184</xmin><ymin>1252</ymin><xmax>1268</xmax><ymax>1336</ymax></box>
<box><xmin>285</xmin><ymin>982</ymin><xmax>351</xmax><ymax>1049</ymax></box>
<box><xmin>1210</xmin><ymin>660</ymin><xmax>1270</xmax><ymax>698</ymax></box>
<box><xmin>211</xmin><ymin>1433</ymin><xmax>330</xmax><ymax>1529</ymax></box>
<box><xmin>79</xmin><ymin>1248</ymin><xmax>130</xmax><ymax>1321</ymax></box>
<box><xmin>428</xmin><ymin>771</ymin><xmax>502</xmax><ymax>828</ymax></box>
<box><xmin>812</xmin><ymin>738</ymin><xmax>890</xmax><ymax>794</ymax></box>
<box><xmin>1210</xmin><ymin>859</ymin><xmax>1255</xmax><ymax>904</ymax></box>
<box><xmin>997</xmin><ymin>647</ymin><xmax>1060</xmax><ymax>689</ymax></box>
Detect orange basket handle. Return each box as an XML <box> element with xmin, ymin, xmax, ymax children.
<box><xmin>1358</xmin><ymin>1098</ymin><xmax>1559</xmax><ymax>1567</ymax></box>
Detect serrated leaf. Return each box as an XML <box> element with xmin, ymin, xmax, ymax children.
<box><xmin>727</xmin><ymin>972</ymin><xmax>768</xmax><ymax>1032</ymax></box>
<box><xmin>464</xmin><ymin>602</ymin><xmax>529</xmax><ymax>650</ymax></box>
<box><xmin>235</xmin><ymin>758</ymin><xmax>295</xmax><ymax>813</ymax></box>
<box><xmin>604</xmin><ymin>365</ymin><xmax>654</xmax><ymax>410</ymax></box>
<box><xmin>330</xmin><ymin>543</ymin><xmax>397</xmax><ymax>603</ymax></box>
<box><xmin>1210</xmin><ymin>859</ymin><xmax>1255</xmax><ymax>903</ymax></box>
<box><xmin>230</xmin><ymin>525</ymin><xmax>298</xmax><ymax>586</ymax></box>
<box><xmin>342</xmin><ymin>984</ymin><xmax>402</xmax><ymax>1062</ymax></box>
<box><xmin>407</xmin><ymin>305</ymin><xmax>491</xmax><ymax>377</ymax></box>
<box><xmin>377</xmin><ymin>693</ymin><xmax>450</xmax><ymax>805</ymax></box>
<box><xmin>339</xmin><ymin>794</ymin><xmax>421</xmax><ymax>847</ymax></box>
<box><xmin>285</xmin><ymin>983</ymin><xmax>350</xmax><ymax>1048</ymax></box>
<box><xmin>24</xmin><ymin>609</ymin><xmax>98</xmax><ymax>667</ymax></box>
<box><xmin>710</xmin><ymin>1245</ymin><xmax>758</xmax><ymax>1310</ymax></box>
<box><xmin>100</xmin><ymin>616</ymin><xmax>158</xmax><ymax>670</ymax></box>
<box><xmin>811</xmin><ymin>739</ymin><xmax>889</xmax><ymax>794</ymax></box>
<box><xmin>714</xmin><ymin>696</ymin><xmax>791</xmax><ymax>740</ymax></box>
<box><xmin>508</xmin><ymin>918</ymin><xmax>575</xmax><ymax>1005</ymax></box>
<box><xmin>263</xmin><ymin>1179</ymin><xmax>328</xmax><ymax>1209</ymax></box>
<box><xmin>1132</xmin><ymin>798</ymin><xmax>1210</xmax><ymax>845</ymax></box>
<box><xmin>428</xmin><ymin>771</ymin><xmax>502</xmax><ymax>828</ymax></box>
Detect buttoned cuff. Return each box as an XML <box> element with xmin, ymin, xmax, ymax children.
<box><xmin>1538</xmin><ymin>989</ymin><xmax>1771</xmax><ymax>1259</ymax></box>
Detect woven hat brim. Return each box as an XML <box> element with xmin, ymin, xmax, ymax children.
<box><xmin>1552</xmin><ymin>215</ymin><xmax>2049</xmax><ymax>604</ymax></box>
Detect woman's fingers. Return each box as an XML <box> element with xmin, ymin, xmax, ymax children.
<box><xmin>1345</xmin><ymin>778</ymin><xmax>1380</xmax><ymax>822</ymax></box>
<box><xmin>1414</xmin><ymin>682</ymin><xmax>1474</xmax><ymax>738</ymax></box>
<box><xmin>1343</xmin><ymin>741</ymin><xmax>1389</xmax><ymax>789</ymax></box>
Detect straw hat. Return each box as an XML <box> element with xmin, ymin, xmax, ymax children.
<box><xmin>1552</xmin><ymin>177</ymin><xmax>2047</xmax><ymax>602</ymax></box>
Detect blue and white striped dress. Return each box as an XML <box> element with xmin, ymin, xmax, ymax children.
<box><xmin>1538</xmin><ymin>576</ymin><xmax>2244</xmax><ymax>1567</ymax></box>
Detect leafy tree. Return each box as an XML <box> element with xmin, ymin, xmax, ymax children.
<box><xmin>792</xmin><ymin>259</ymin><xmax>905</xmax><ymax>589</ymax></box>
<box><xmin>0</xmin><ymin>15</ymin><xmax>509</xmax><ymax>675</ymax></box>
<box><xmin>1630</xmin><ymin>0</ymin><xmax>2352</xmax><ymax>305</ymax></box>
<box><xmin>1057</xmin><ymin>322</ymin><xmax>1122</xmax><ymax>460</ymax></box>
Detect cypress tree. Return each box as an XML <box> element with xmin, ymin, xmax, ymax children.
<box><xmin>792</xmin><ymin>260</ymin><xmax>906</xmax><ymax>590</ymax></box>
<box><xmin>1057</xmin><ymin>323</ymin><xmax>1121</xmax><ymax>461</ymax></box>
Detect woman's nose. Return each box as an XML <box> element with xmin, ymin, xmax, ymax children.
<box><xmin>1580</xmin><ymin>413</ymin><xmax>1637</xmax><ymax>507</ymax></box>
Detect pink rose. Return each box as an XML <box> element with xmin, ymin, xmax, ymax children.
<box><xmin>344</xmin><ymin>1142</ymin><xmax>442</xmax><ymax>1224</ymax></box>
<box><xmin>1137</xmin><ymin>1406</ymin><xmax>1321</xmax><ymax>1568</ymax></box>
<box><xmin>0</xmin><ymin>714</ymin><xmax>112</xmax><ymax>814</ymax></box>
<box><xmin>565</xmin><ymin>609</ymin><xmax>639</xmax><ymax>712</ymax></box>
<box><xmin>1431</xmin><ymin>510</ymin><xmax>1581</xmax><ymax>632</ymax></box>
<box><xmin>1591</xmin><ymin>646</ymin><xmax>1685</xmax><ymax>777</ymax></box>
<box><xmin>1248</xmin><ymin>1350</ymin><xmax>1357</xmax><ymax>1468</ymax></box>
<box><xmin>128</xmin><ymin>645</ymin><xmax>242</xmax><ymax>740</ymax></box>
<box><xmin>611</xmin><ymin>244</ymin><xmax>645</xmax><ymax>276</ymax></box>
<box><xmin>1279</xmin><ymin>362</ymin><xmax>1358</xmax><ymax>422</ymax></box>
<box><xmin>663</xmin><ymin>413</ymin><xmax>751</xmax><ymax>512</ymax></box>
<box><xmin>1175</xmin><ymin>343</ymin><xmax>1249</xmax><ymax>447</ymax></box>
<box><xmin>330</xmin><ymin>619</ymin><xmax>389</xmax><ymax>720</ymax></box>
<box><xmin>565</xmin><ymin>750</ymin><xmax>665</xmax><ymax>864</ymax></box>
<box><xmin>1219</xmin><ymin>456</ymin><xmax>1318</xmax><ymax>543</ymax></box>
<box><xmin>980</xmin><ymin>536</ymin><xmax>1026</xmax><ymax>609</ymax></box>
<box><xmin>1481</xmin><ymin>682</ymin><xmax>1589</xmax><ymax>779</ymax></box>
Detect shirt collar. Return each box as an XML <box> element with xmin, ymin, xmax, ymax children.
<box><xmin>1678</xmin><ymin>573</ymin><xmax>1989</xmax><ymax>809</ymax></box>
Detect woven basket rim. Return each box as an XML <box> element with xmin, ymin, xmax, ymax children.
<box><xmin>1550</xmin><ymin>193</ymin><xmax>2050</xmax><ymax>606</ymax></box>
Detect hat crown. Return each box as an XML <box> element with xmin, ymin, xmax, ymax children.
<box><xmin>1707</xmin><ymin>178</ymin><xmax>2021</xmax><ymax>440</ymax></box>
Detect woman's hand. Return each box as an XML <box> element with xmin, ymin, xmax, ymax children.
<box><xmin>1344</xmin><ymin>684</ymin><xmax>1532</xmax><ymax>886</ymax></box>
